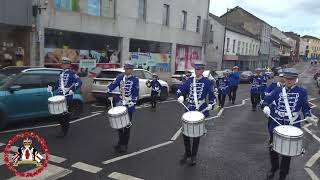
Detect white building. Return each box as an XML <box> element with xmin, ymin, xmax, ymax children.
<box><xmin>223</xmin><ymin>25</ymin><xmax>260</xmax><ymax>70</ymax></box>
<box><xmin>299</xmin><ymin>38</ymin><xmax>308</xmax><ymax>57</ymax></box>
<box><xmin>37</xmin><ymin>0</ymin><xmax>210</xmax><ymax>78</ymax></box>
<box><xmin>204</xmin><ymin>14</ymin><xmax>225</xmax><ymax>70</ymax></box>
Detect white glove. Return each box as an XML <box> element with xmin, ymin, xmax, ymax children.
<box><xmin>47</xmin><ymin>85</ymin><xmax>53</xmax><ymax>92</ymax></box>
<box><xmin>68</xmin><ymin>90</ymin><xmax>74</xmax><ymax>95</ymax></box>
<box><xmin>263</xmin><ymin>106</ymin><xmax>271</xmax><ymax>117</ymax></box>
<box><xmin>306</xmin><ymin>116</ymin><xmax>318</xmax><ymax>127</ymax></box>
<box><xmin>214</xmin><ymin>88</ymin><xmax>218</xmax><ymax>92</ymax></box>
<box><xmin>178</xmin><ymin>96</ymin><xmax>184</xmax><ymax>104</ymax></box>
<box><xmin>207</xmin><ymin>104</ymin><xmax>213</xmax><ymax>110</ymax></box>
<box><xmin>127</xmin><ymin>101</ymin><xmax>135</xmax><ymax>107</ymax></box>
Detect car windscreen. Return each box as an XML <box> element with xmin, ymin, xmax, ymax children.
<box><xmin>174</xmin><ymin>71</ymin><xmax>187</xmax><ymax>75</ymax></box>
<box><xmin>97</xmin><ymin>71</ymin><xmax>122</xmax><ymax>79</ymax></box>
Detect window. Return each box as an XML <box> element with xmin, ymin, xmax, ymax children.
<box><xmin>143</xmin><ymin>71</ymin><xmax>153</xmax><ymax>79</ymax></box>
<box><xmin>249</xmin><ymin>43</ymin><xmax>252</xmax><ymax>55</ymax></box>
<box><xmin>41</xmin><ymin>74</ymin><xmax>59</xmax><ymax>87</ymax></box>
<box><xmin>133</xmin><ymin>70</ymin><xmax>145</xmax><ymax>79</ymax></box>
<box><xmin>196</xmin><ymin>16</ymin><xmax>201</xmax><ymax>33</ymax></box>
<box><xmin>256</xmin><ymin>45</ymin><xmax>259</xmax><ymax>54</ymax></box>
<box><xmin>242</xmin><ymin>42</ymin><xmax>245</xmax><ymax>54</ymax></box>
<box><xmin>138</xmin><ymin>0</ymin><xmax>146</xmax><ymax>21</ymax></box>
<box><xmin>88</xmin><ymin>0</ymin><xmax>101</xmax><ymax>16</ymax></box>
<box><xmin>232</xmin><ymin>40</ymin><xmax>236</xmax><ymax>53</ymax></box>
<box><xmin>162</xmin><ymin>4</ymin><xmax>170</xmax><ymax>26</ymax></box>
<box><xmin>210</xmin><ymin>24</ymin><xmax>213</xmax><ymax>32</ymax></box>
<box><xmin>182</xmin><ymin>11</ymin><xmax>187</xmax><ymax>30</ymax></box>
<box><xmin>237</xmin><ymin>41</ymin><xmax>241</xmax><ymax>54</ymax></box>
<box><xmin>226</xmin><ymin>38</ymin><xmax>230</xmax><ymax>52</ymax></box>
<box><xmin>55</xmin><ymin>0</ymin><xmax>76</xmax><ymax>11</ymax></box>
<box><xmin>13</xmin><ymin>74</ymin><xmax>42</xmax><ymax>89</ymax></box>
<box><xmin>245</xmin><ymin>43</ymin><xmax>248</xmax><ymax>55</ymax></box>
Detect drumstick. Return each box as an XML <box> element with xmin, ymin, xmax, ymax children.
<box><xmin>109</xmin><ymin>97</ymin><xmax>114</xmax><ymax>108</ymax></box>
<box><xmin>179</xmin><ymin>102</ymin><xmax>190</xmax><ymax>112</ymax></box>
<box><xmin>268</xmin><ymin>115</ymin><xmax>282</xmax><ymax>126</ymax></box>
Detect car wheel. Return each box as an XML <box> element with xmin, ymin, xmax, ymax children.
<box><xmin>0</xmin><ymin>111</ymin><xmax>7</xmax><ymax>130</ymax></box>
<box><xmin>69</xmin><ymin>100</ymin><xmax>83</xmax><ymax>120</ymax></box>
<box><xmin>160</xmin><ymin>87</ymin><xmax>169</xmax><ymax>101</ymax></box>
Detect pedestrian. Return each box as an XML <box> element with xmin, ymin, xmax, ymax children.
<box><xmin>250</xmin><ymin>68</ymin><xmax>263</xmax><ymax>111</ymax></box>
<box><xmin>228</xmin><ymin>66</ymin><xmax>240</xmax><ymax>104</ymax></box>
<box><xmin>262</xmin><ymin>68</ymin><xmax>312</xmax><ymax>180</ymax></box>
<box><xmin>260</xmin><ymin>70</ymin><xmax>268</xmax><ymax>101</ymax></box>
<box><xmin>48</xmin><ymin>57</ymin><xmax>82</xmax><ymax>138</ymax></box>
<box><xmin>106</xmin><ymin>61</ymin><xmax>139</xmax><ymax>153</ymax></box>
<box><xmin>263</xmin><ymin>71</ymin><xmax>285</xmax><ymax>144</ymax></box>
<box><xmin>176</xmin><ymin>61</ymin><xmax>216</xmax><ymax>166</ymax></box>
<box><xmin>217</xmin><ymin>71</ymin><xmax>229</xmax><ymax>108</ymax></box>
<box><xmin>150</xmin><ymin>74</ymin><xmax>162</xmax><ymax>109</ymax></box>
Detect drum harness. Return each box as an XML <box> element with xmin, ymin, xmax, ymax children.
<box><xmin>121</xmin><ymin>75</ymin><xmax>132</xmax><ymax>128</ymax></box>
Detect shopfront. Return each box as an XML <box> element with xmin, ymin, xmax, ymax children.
<box><xmin>223</xmin><ymin>55</ymin><xmax>239</xmax><ymax>69</ymax></box>
<box><xmin>0</xmin><ymin>24</ymin><xmax>31</xmax><ymax>68</ymax></box>
<box><xmin>175</xmin><ymin>44</ymin><xmax>202</xmax><ymax>71</ymax></box>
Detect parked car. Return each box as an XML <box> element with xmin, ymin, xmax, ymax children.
<box><xmin>171</xmin><ymin>70</ymin><xmax>192</xmax><ymax>92</ymax></box>
<box><xmin>2</xmin><ymin>66</ymin><xmax>41</xmax><ymax>75</ymax></box>
<box><xmin>211</xmin><ymin>70</ymin><xmax>224</xmax><ymax>80</ymax></box>
<box><xmin>92</xmin><ymin>68</ymin><xmax>170</xmax><ymax>102</ymax></box>
<box><xmin>240</xmin><ymin>71</ymin><xmax>254</xmax><ymax>83</ymax></box>
<box><xmin>0</xmin><ymin>68</ymin><xmax>84</xmax><ymax>129</ymax></box>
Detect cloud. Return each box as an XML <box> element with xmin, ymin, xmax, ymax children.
<box><xmin>209</xmin><ymin>0</ymin><xmax>320</xmax><ymax>37</ymax></box>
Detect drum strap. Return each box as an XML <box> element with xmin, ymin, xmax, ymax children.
<box><xmin>122</xmin><ymin>75</ymin><xmax>126</xmax><ymax>105</ymax></box>
<box><xmin>60</xmin><ymin>72</ymin><xmax>66</xmax><ymax>95</ymax></box>
<box><xmin>282</xmin><ymin>87</ymin><xmax>293</xmax><ymax>124</ymax></box>
<box><xmin>193</xmin><ymin>77</ymin><xmax>200</xmax><ymax>110</ymax></box>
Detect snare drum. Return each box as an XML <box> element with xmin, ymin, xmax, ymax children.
<box><xmin>181</xmin><ymin>111</ymin><xmax>205</xmax><ymax>137</ymax></box>
<box><xmin>273</xmin><ymin>125</ymin><xmax>304</xmax><ymax>156</ymax></box>
<box><xmin>48</xmin><ymin>95</ymin><xmax>68</xmax><ymax>115</ymax></box>
<box><xmin>107</xmin><ymin>106</ymin><xmax>131</xmax><ymax>129</ymax></box>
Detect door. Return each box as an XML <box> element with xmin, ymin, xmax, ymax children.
<box><xmin>143</xmin><ymin>70</ymin><xmax>154</xmax><ymax>96</ymax></box>
<box><xmin>6</xmin><ymin>74</ymin><xmax>44</xmax><ymax>120</ymax></box>
<box><xmin>133</xmin><ymin>70</ymin><xmax>147</xmax><ymax>98</ymax></box>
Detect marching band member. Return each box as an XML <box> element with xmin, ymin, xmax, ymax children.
<box><xmin>150</xmin><ymin>74</ymin><xmax>162</xmax><ymax>109</ymax></box>
<box><xmin>217</xmin><ymin>71</ymin><xmax>230</xmax><ymax>109</ymax></box>
<box><xmin>260</xmin><ymin>70</ymin><xmax>269</xmax><ymax>100</ymax></box>
<box><xmin>176</xmin><ymin>61</ymin><xmax>216</xmax><ymax>166</ymax></box>
<box><xmin>250</xmin><ymin>68</ymin><xmax>263</xmax><ymax>111</ymax></box>
<box><xmin>262</xmin><ymin>68</ymin><xmax>312</xmax><ymax>180</ymax></box>
<box><xmin>228</xmin><ymin>66</ymin><xmax>240</xmax><ymax>104</ymax></box>
<box><xmin>106</xmin><ymin>61</ymin><xmax>139</xmax><ymax>153</ymax></box>
<box><xmin>48</xmin><ymin>57</ymin><xmax>82</xmax><ymax>138</ymax></box>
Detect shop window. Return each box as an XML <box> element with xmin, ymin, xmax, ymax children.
<box><xmin>55</xmin><ymin>0</ymin><xmax>77</xmax><ymax>11</ymax></box>
<box><xmin>88</xmin><ymin>0</ymin><xmax>101</xmax><ymax>16</ymax></box>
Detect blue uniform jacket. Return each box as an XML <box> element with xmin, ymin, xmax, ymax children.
<box><xmin>176</xmin><ymin>76</ymin><xmax>216</xmax><ymax>117</ymax></box>
<box><xmin>228</xmin><ymin>72</ymin><xmax>240</xmax><ymax>87</ymax></box>
<box><xmin>217</xmin><ymin>77</ymin><xmax>230</xmax><ymax>96</ymax></box>
<box><xmin>151</xmin><ymin>80</ymin><xmax>162</xmax><ymax>97</ymax></box>
<box><xmin>55</xmin><ymin>69</ymin><xmax>82</xmax><ymax>102</ymax></box>
<box><xmin>250</xmin><ymin>75</ymin><xmax>263</xmax><ymax>94</ymax></box>
<box><xmin>262</xmin><ymin>86</ymin><xmax>311</xmax><ymax>134</ymax></box>
<box><xmin>260</xmin><ymin>74</ymin><xmax>268</xmax><ymax>93</ymax></box>
<box><xmin>107</xmin><ymin>74</ymin><xmax>139</xmax><ymax>113</ymax></box>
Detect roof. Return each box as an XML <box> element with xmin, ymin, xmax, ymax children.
<box><xmin>226</xmin><ymin>24</ymin><xmax>259</xmax><ymax>40</ymax></box>
<box><xmin>301</xmin><ymin>35</ymin><xmax>320</xmax><ymax>40</ymax></box>
<box><xmin>220</xmin><ymin>6</ymin><xmax>271</xmax><ymax>27</ymax></box>
<box><xmin>209</xmin><ymin>13</ymin><xmax>225</xmax><ymax>25</ymax></box>
<box><xmin>23</xmin><ymin>68</ymin><xmax>62</xmax><ymax>74</ymax></box>
<box><xmin>271</xmin><ymin>35</ymin><xmax>291</xmax><ymax>48</ymax></box>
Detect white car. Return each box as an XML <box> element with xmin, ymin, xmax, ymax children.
<box><xmin>92</xmin><ymin>68</ymin><xmax>169</xmax><ymax>101</ymax></box>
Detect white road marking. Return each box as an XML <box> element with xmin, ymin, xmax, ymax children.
<box><xmin>71</xmin><ymin>162</ymin><xmax>102</xmax><ymax>174</ymax></box>
<box><xmin>43</xmin><ymin>154</ymin><xmax>66</xmax><ymax>164</ymax></box>
<box><xmin>170</xmin><ymin>128</ymin><xmax>182</xmax><ymax>141</ymax></box>
<box><xmin>102</xmin><ymin>141</ymin><xmax>172</xmax><ymax>165</ymax></box>
<box><xmin>92</xmin><ymin>104</ymin><xmax>106</xmax><ymax>108</ymax></box>
<box><xmin>305</xmin><ymin>168</ymin><xmax>320</xmax><ymax>180</ymax></box>
<box><xmin>305</xmin><ymin>151</ymin><xmax>320</xmax><ymax>168</ymax></box>
<box><xmin>0</xmin><ymin>142</ymin><xmax>5</xmax><ymax>147</ymax></box>
<box><xmin>108</xmin><ymin>172</ymin><xmax>144</xmax><ymax>180</ymax></box>
<box><xmin>91</xmin><ymin>110</ymin><xmax>105</xmax><ymax>114</ymax></box>
<box><xmin>0</xmin><ymin>152</ymin><xmax>13</xmax><ymax>166</ymax></box>
<box><xmin>0</xmin><ymin>113</ymin><xmax>102</xmax><ymax>134</ymax></box>
<box><xmin>7</xmin><ymin>164</ymin><xmax>72</xmax><ymax>180</ymax></box>
<box><xmin>303</xmin><ymin>127</ymin><xmax>320</xmax><ymax>143</ymax></box>
<box><xmin>224</xmin><ymin>98</ymin><xmax>249</xmax><ymax>109</ymax></box>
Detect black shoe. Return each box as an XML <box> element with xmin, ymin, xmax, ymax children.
<box><xmin>232</xmin><ymin>101</ymin><xmax>235</xmax><ymax>104</ymax></box>
<box><xmin>180</xmin><ymin>154</ymin><xmax>190</xmax><ymax>164</ymax></box>
<box><xmin>190</xmin><ymin>156</ymin><xmax>197</xmax><ymax>166</ymax></box>
<box><xmin>113</xmin><ymin>144</ymin><xmax>121</xmax><ymax>152</ymax></box>
<box><xmin>119</xmin><ymin>145</ymin><xmax>127</xmax><ymax>153</ymax></box>
<box><xmin>279</xmin><ymin>174</ymin><xmax>287</xmax><ymax>180</ymax></box>
<box><xmin>252</xmin><ymin>107</ymin><xmax>256</xmax><ymax>111</ymax></box>
<box><xmin>266</xmin><ymin>169</ymin><xmax>277</xmax><ymax>180</ymax></box>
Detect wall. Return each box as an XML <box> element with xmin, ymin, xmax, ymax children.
<box><xmin>0</xmin><ymin>0</ymin><xmax>33</xmax><ymax>26</ymax></box>
<box><xmin>224</xmin><ymin>30</ymin><xmax>260</xmax><ymax>56</ymax></box>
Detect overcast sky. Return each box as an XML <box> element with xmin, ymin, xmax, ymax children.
<box><xmin>209</xmin><ymin>0</ymin><xmax>320</xmax><ymax>37</ymax></box>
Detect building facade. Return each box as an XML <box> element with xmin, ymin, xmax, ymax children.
<box><xmin>223</xmin><ymin>25</ymin><xmax>260</xmax><ymax>70</ymax></box>
<box><xmin>302</xmin><ymin>35</ymin><xmax>320</xmax><ymax>60</ymax></box>
<box><xmin>299</xmin><ymin>38</ymin><xmax>308</xmax><ymax>59</ymax></box>
<box><xmin>0</xmin><ymin>0</ymin><xmax>33</xmax><ymax>68</ymax></box>
<box><xmin>37</xmin><ymin>0</ymin><xmax>210</xmax><ymax>78</ymax></box>
<box><xmin>204</xmin><ymin>14</ymin><xmax>225</xmax><ymax>70</ymax></box>
<box><xmin>220</xmin><ymin>6</ymin><xmax>271</xmax><ymax>68</ymax></box>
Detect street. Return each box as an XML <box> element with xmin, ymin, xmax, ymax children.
<box><xmin>0</xmin><ymin>62</ymin><xmax>319</xmax><ymax>180</ymax></box>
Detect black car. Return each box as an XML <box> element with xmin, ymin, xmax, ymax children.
<box><xmin>240</xmin><ymin>71</ymin><xmax>253</xmax><ymax>83</ymax></box>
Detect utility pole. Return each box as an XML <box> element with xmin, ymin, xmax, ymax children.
<box><xmin>221</xmin><ymin>8</ymin><xmax>229</xmax><ymax>70</ymax></box>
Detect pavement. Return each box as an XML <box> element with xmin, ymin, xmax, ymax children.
<box><xmin>0</xmin><ymin>61</ymin><xmax>319</xmax><ymax>180</ymax></box>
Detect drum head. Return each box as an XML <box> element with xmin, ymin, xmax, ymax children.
<box><xmin>48</xmin><ymin>95</ymin><xmax>66</xmax><ymax>102</ymax></box>
<box><xmin>182</xmin><ymin>111</ymin><xmax>204</xmax><ymax>123</ymax></box>
<box><xmin>274</xmin><ymin>125</ymin><xmax>303</xmax><ymax>138</ymax></box>
<box><xmin>108</xmin><ymin>106</ymin><xmax>127</xmax><ymax>115</ymax></box>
